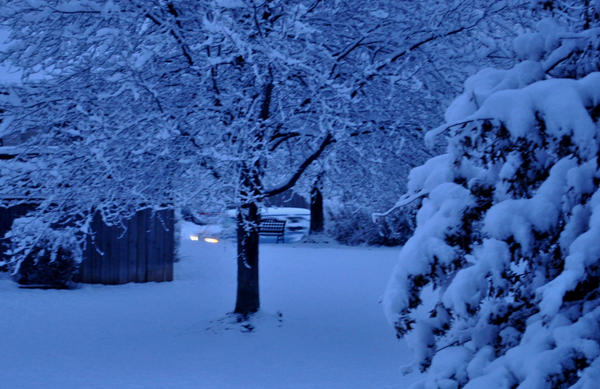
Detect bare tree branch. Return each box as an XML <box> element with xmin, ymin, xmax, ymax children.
<box><xmin>351</xmin><ymin>16</ymin><xmax>486</xmax><ymax>98</ymax></box>
<box><xmin>264</xmin><ymin>133</ymin><xmax>335</xmax><ymax>198</ymax></box>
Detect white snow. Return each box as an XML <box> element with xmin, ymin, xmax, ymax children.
<box><xmin>370</xmin><ymin>10</ymin><xmax>389</xmax><ymax>19</ymax></box>
<box><xmin>406</xmin><ymin>154</ymin><xmax>454</xmax><ymax>195</ymax></box>
<box><xmin>473</xmin><ymin>74</ymin><xmax>600</xmax><ymax>158</ymax></box>
<box><xmin>483</xmin><ymin>157</ymin><xmax>576</xmax><ymax>254</ymax></box>
<box><xmin>0</xmin><ymin>29</ymin><xmax>22</xmax><ymax>84</ymax></box>
<box><xmin>513</xmin><ymin>33</ymin><xmax>545</xmax><ymax>61</ymax></box>
<box><xmin>215</xmin><ymin>0</ymin><xmax>245</xmax><ymax>8</ymax></box>
<box><xmin>442</xmin><ymin>60</ymin><xmax>545</xmax><ymax>124</ymax></box>
<box><xmin>539</xmin><ymin>188</ymin><xmax>600</xmax><ymax>317</ymax></box>
<box><xmin>0</xmin><ymin>241</ymin><xmax>416</xmax><ymax>389</ymax></box>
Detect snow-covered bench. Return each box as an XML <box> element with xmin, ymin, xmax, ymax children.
<box><xmin>259</xmin><ymin>218</ymin><xmax>286</xmax><ymax>243</ymax></box>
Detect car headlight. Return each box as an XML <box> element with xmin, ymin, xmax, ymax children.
<box><xmin>189</xmin><ymin>234</ymin><xmax>199</xmax><ymax>241</ymax></box>
<box><xmin>204</xmin><ymin>237</ymin><xmax>219</xmax><ymax>244</ymax></box>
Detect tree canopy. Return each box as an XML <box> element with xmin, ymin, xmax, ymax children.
<box><xmin>0</xmin><ymin>0</ymin><xmax>547</xmax><ymax>315</ymax></box>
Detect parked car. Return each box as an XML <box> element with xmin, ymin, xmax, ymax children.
<box><xmin>180</xmin><ymin>207</ymin><xmax>310</xmax><ymax>244</ymax></box>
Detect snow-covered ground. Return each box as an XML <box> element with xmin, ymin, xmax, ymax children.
<box><xmin>0</xmin><ymin>240</ymin><xmax>416</xmax><ymax>388</ymax></box>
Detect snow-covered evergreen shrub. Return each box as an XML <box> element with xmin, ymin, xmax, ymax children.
<box><xmin>385</xmin><ymin>20</ymin><xmax>600</xmax><ymax>389</ymax></box>
<box><xmin>7</xmin><ymin>217</ymin><xmax>82</xmax><ymax>288</ymax></box>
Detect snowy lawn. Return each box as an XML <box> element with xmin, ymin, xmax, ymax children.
<box><xmin>0</xmin><ymin>241</ymin><xmax>415</xmax><ymax>389</ymax></box>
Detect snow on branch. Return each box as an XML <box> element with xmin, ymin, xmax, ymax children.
<box><xmin>383</xmin><ymin>15</ymin><xmax>600</xmax><ymax>388</ymax></box>
<box><xmin>372</xmin><ymin>190</ymin><xmax>426</xmax><ymax>223</ymax></box>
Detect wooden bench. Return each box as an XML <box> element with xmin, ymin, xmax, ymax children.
<box><xmin>259</xmin><ymin>218</ymin><xmax>286</xmax><ymax>243</ymax></box>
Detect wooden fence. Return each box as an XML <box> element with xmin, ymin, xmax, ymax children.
<box><xmin>0</xmin><ymin>206</ymin><xmax>175</xmax><ymax>284</ymax></box>
<box><xmin>76</xmin><ymin>209</ymin><xmax>175</xmax><ymax>284</ymax></box>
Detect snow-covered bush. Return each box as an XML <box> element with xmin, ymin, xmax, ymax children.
<box><xmin>385</xmin><ymin>19</ymin><xmax>600</xmax><ymax>389</ymax></box>
<box><xmin>6</xmin><ymin>217</ymin><xmax>83</xmax><ymax>288</ymax></box>
<box><xmin>326</xmin><ymin>205</ymin><xmax>413</xmax><ymax>246</ymax></box>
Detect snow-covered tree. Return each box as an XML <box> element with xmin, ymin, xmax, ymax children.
<box><xmin>0</xmin><ymin>0</ymin><xmax>359</xmax><ymax>313</ymax></box>
<box><xmin>384</xmin><ymin>11</ymin><xmax>600</xmax><ymax>389</ymax></box>
<box><xmin>301</xmin><ymin>0</ymin><xmax>534</xmax><ymax>244</ymax></box>
<box><xmin>0</xmin><ymin>0</ymin><xmax>535</xmax><ymax>313</ymax></box>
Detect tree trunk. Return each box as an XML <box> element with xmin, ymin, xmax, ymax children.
<box><xmin>234</xmin><ymin>201</ymin><xmax>260</xmax><ymax>315</ymax></box>
<box><xmin>233</xmin><ymin>75</ymin><xmax>272</xmax><ymax>316</ymax></box>
<box><xmin>310</xmin><ymin>175</ymin><xmax>324</xmax><ymax>234</ymax></box>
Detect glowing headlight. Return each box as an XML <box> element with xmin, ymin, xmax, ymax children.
<box><xmin>204</xmin><ymin>237</ymin><xmax>219</xmax><ymax>244</ymax></box>
<box><xmin>189</xmin><ymin>235</ymin><xmax>199</xmax><ymax>241</ymax></box>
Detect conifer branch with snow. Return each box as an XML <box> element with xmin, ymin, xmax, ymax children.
<box><xmin>384</xmin><ymin>14</ymin><xmax>600</xmax><ymax>389</ymax></box>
